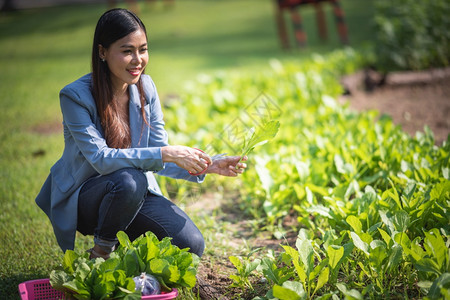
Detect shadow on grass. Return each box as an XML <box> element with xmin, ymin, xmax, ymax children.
<box><xmin>0</xmin><ymin>4</ymin><xmax>102</xmax><ymax>39</ymax></box>
<box><xmin>1</xmin><ymin>273</ymin><xmax>50</xmax><ymax>300</ymax></box>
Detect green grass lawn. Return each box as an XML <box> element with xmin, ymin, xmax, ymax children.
<box><xmin>0</xmin><ymin>1</ymin><xmax>374</xmax><ymax>298</ymax></box>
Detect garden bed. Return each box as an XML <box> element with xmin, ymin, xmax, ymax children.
<box><xmin>190</xmin><ymin>66</ymin><xmax>450</xmax><ymax>299</ymax></box>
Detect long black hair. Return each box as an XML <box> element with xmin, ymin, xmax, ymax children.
<box><xmin>91</xmin><ymin>8</ymin><xmax>148</xmax><ymax>148</ymax></box>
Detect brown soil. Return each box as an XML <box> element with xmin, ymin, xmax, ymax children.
<box><xmin>192</xmin><ymin>204</ymin><xmax>299</xmax><ymax>300</ymax></box>
<box><xmin>340</xmin><ymin>67</ymin><xmax>450</xmax><ymax>145</ymax></box>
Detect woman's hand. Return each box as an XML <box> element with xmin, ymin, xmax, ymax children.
<box><xmin>206</xmin><ymin>156</ymin><xmax>248</xmax><ymax>177</ymax></box>
<box><xmin>161</xmin><ymin>146</ymin><xmax>212</xmax><ymax>175</ymax></box>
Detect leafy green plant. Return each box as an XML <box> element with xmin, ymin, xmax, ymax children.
<box><xmin>272</xmin><ymin>281</ymin><xmax>306</xmax><ymax>300</ymax></box>
<box><xmin>259</xmin><ymin>250</ymin><xmax>294</xmax><ymax>287</ymax></box>
<box><xmin>50</xmin><ymin>231</ymin><xmax>199</xmax><ymax>299</ymax></box>
<box><xmin>245</xmin><ymin>229</ymin><xmax>356</xmax><ymax>300</ymax></box>
<box><xmin>374</xmin><ymin>0</ymin><xmax>450</xmax><ymax>71</ymax></box>
<box><xmin>228</xmin><ymin>255</ymin><xmax>261</xmax><ymax>291</ymax></box>
<box><xmin>407</xmin><ymin>228</ymin><xmax>450</xmax><ymax>299</ymax></box>
<box><xmin>237</xmin><ymin>119</ymin><xmax>280</xmax><ymax>167</ymax></box>
<box><xmin>184</xmin><ymin>50</ymin><xmax>449</xmax><ymax>297</ymax></box>
<box><xmin>280</xmin><ymin>240</ymin><xmax>329</xmax><ymax>299</ymax></box>
<box><xmin>115</xmin><ymin>231</ymin><xmax>199</xmax><ymax>289</ymax></box>
<box><xmin>142</xmin><ymin>46</ymin><xmax>449</xmax><ymax>298</ymax></box>
<box><xmin>50</xmin><ymin>251</ymin><xmax>140</xmax><ymax>299</ymax></box>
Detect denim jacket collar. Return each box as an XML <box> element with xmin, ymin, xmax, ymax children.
<box><xmin>129</xmin><ymin>83</ymin><xmax>150</xmax><ymax>148</ymax></box>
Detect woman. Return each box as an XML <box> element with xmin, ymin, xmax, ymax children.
<box><xmin>35</xmin><ymin>8</ymin><xmax>247</xmax><ymax>260</ymax></box>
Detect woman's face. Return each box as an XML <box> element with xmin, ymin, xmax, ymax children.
<box><xmin>100</xmin><ymin>28</ymin><xmax>148</xmax><ymax>93</ymax></box>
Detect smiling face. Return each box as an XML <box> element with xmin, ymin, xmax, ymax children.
<box><xmin>99</xmin><ymin>28</ymin><xmax>148</xmax><ymax>94</ymax></box>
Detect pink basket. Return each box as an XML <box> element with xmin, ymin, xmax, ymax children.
<box><xmin>18</xmin><ymin>278</ymin><xmax>178</xmax><ymax>300</ymax></box>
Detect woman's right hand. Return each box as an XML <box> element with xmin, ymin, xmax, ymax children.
<box><xmin>161</xmin><ymin>146</ymin><xmax>212</xmax><ymax>175</ymax></box>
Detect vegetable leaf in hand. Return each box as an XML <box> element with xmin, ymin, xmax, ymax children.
<box><xmin>238</xmin><ymin>120</ymin><xmax>280</xmax><ymax>165</ymax></box>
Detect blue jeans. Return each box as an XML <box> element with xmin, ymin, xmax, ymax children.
<box><xmin>77</xmin><ymin>168</ymin><xmax>205</xmax><ymax>257</ymax></box>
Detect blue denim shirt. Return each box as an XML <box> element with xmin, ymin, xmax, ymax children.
<box><xmin>35</xmin><ymin>73</ymin><xmax>204</xmax><ymax>252</ymax></box>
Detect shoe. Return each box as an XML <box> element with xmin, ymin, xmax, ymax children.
<box><xmin>87</xmin><ymin>246</ymin><xmax>110</xmax><ymax>260</ymax></box>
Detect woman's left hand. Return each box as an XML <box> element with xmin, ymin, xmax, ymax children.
<box><xmin>206</xmin><ymin>156</ymin><xmax>248</xmax><ymax>177</ymax></box>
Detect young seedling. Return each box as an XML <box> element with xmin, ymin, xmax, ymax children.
<box><xmin>236</xmin><ymin>120</ymin><xmax>280</xmax><ymax>169</ymax></box>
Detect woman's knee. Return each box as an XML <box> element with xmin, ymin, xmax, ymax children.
<box><xmin>113</xmin><ymin>168</ymin><xmax>148</xmax><ymax>201</ymax></box>
<box><xmin>189</xmin><ymin>231</ymin><xmax>205</xmax><ymax>257</ymax></box>
<box><xmin>128</xmin><ymin>194</ymin><xmax>205</xmax><ymax>256</ymax></box>
<box><xmin>175</xmin><ymin>230</ymin><xmax>205</xmax><ymax>257</ymax></box>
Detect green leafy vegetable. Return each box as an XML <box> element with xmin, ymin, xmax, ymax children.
<box><xmin>228</xmin><ymin>255</ymin><xmax>261</xmax><ymax>290</ymax></box>
<box><xmin>157</xmin><ymin>47</ymin><xmax>450</xmax><ymax>298</ymax></box>
<box><xmin>237</xmin><ymin>120</ymin><xmax>279</xmax><ymax>167</ymax></box>
<box><xmin>50</xmin><ymin>231</ymin><xmax>199</xmax><ymax>299</ymax></box>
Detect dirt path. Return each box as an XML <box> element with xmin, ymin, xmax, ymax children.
<box><xmin>340</xmin><ymin>67</ymin><xmax>450</xmax><ymax>145</ymax></box>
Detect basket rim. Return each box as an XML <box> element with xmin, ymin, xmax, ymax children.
<box><xmin>18</xmin><ymin>278</ymin><xmax>178</xmax><ymax>300</ymax></box>
<box><xmin>18</xmin><ymin>278</ymin><xmax>65</xmax><ymax>300</ymax></box>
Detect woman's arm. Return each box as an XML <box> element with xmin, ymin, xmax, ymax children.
<box><xmin>60</xmin><ymin>85</ymin><xmax>165</xmax><ymax>175</ymax></box>
<box><xmin>161</xmin><ymin>145</ymin><xmax>212</xmax><ymax>176</ymax></box>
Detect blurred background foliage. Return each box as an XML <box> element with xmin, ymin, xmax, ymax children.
<box><xmin>374</xmin><ymin>0</ymin><xmax>450</xmax><ymax>71</ymax></box>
